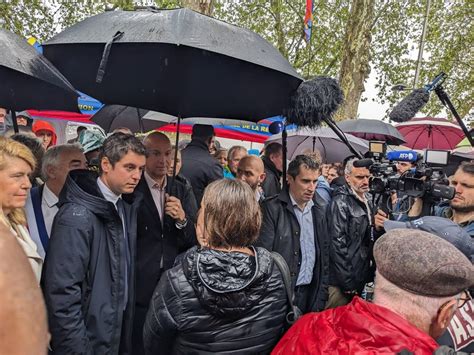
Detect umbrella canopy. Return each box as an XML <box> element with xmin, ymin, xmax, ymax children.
<box><xmin>266</xmin><ymin>127</ymin><xmax>369</xmax><ymax>163</ymax></box>
<box><xmin>158</xmin><ymin>115</ymin><xmax>291</xmax><ymax>143</ymax></box>
<box><xmin>456</xmin><ymin>135</ymin><xmax>474</xmax><ymax>149</ymax></box>
<box><xmin>0</xmin><ymin>29</ymin><xmax>79</xmax><ymax>112</ymax></box>
<box><xmin>43</xmin><ymin>8</ymin><xmax>303</xmax><ymax>121</ymax></box>
<box><xmin>396</xmin><ymin>117</ymin><xmax>465</xmax><ymax>150</ymax></box>
<box><xmin>27</xmin><ymin>110</ymin><xmax>92</xmax><ymax>124</ymax></box>
<box><xmin>338</xmin><ymin>118</ymin><xmax>406</xmax><ymax>145</ymax></box>
<box><xmin>452</xmin><ymin>148</ymin><xmax>474</xmax><ymax>160</ymax></box>
<box><xmin>92</xmin><ymin>105</ymin><xmax>259</xmax><ymax>133</ymax></box>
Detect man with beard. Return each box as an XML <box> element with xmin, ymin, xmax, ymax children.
<box><xmin>436</xmin><ymin>162</ymin><xmax>474</xmax><ymax>236</ymax></box>
<box><xmin>326</xmin><ymin>158</ymin><xmax>374</xmax><ymax>309</ymax></box>
<box><xmin>236</xmin><ymin>155</ymin><xmax>266</xmax><ymax>202</ymax></box>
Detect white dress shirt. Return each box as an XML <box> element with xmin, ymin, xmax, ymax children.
<box><xmin>41</xmin><ymin>183</ymin><xmax>59</xmax><ymax>238</ymax></box>
<box><xmin>144</xmin><ymin>171</ymin><xmax>166</xmax><ymax>224</ymax></box>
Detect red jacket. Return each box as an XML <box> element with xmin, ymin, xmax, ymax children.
<box><xmin>272</xmin><ymin>297</ymin><xmax>439</xmax><ymax>355</ymax></box>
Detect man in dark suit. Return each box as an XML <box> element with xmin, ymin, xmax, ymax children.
<box><xmin>257</xmin><ymin>155</ymin><xmax>330</xmax><ymax>313</ymax></box>
<box><xmin>132</xmin><ymin>132</ymin><xmax>198</xmax><ymax>354</ymax></box>
<box><xmin>180</xmin><ymin>124</ymin><xmax>223</xmax><ymax>206</ymax></box>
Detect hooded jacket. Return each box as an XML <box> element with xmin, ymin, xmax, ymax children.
<box><xmin>329</xmin><ymin>184</ymin><xmax>374</xmax><ymax>292</ymax></box>
<box><xmin>32</xmin><ymin>120</ymin><xmax>57</xmax><ymax>148</ymax></box>
<box><xmin>272</xmin><ymin>297</ymin><xmax>439</xmax><ymax>355</ymax></box>
<box><xmin>42</xmin><ymin>170</ymin><xmax>142</xmax><ymax>355</ymax></box>
<box><xmin>143</xmin><ymin>246</ymin><xmax>287</xmax><ymax>355</ymax></box>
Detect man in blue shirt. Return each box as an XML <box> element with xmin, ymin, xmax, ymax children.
<box><xmin>257</xmin><ymin>155</ymin><xmax>330</xmax><ymax>313</ymax></box>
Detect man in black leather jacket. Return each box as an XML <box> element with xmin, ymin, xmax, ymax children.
<box><xmin>326</xmin><ymin>158</ymin><xmax>374</xmax><ymax>309</ymax></box>
<box><xmin>257</xmin><ymin>155</ymin><xmax>330</xmax><ymax>313</ymax></box>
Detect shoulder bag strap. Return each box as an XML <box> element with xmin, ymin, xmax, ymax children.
<box><xmin>271</xmin><ymin>251</ymin><xmax>302</xmax><ymax>324</ymax></box>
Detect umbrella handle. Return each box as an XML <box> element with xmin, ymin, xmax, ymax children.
<box><xmin>282</xmin><ymin>126</ymin><xmax>287</xmax><ymax>189</ymax></box>
<box><xmin>11</xmin><ymin>110</ymin><xmax>19</xmax><ymax>134</ymax></box>
<box><xmin>169</xmin><ymin>115</ymin><xmax>181</xmax><ymax>196</ymax></box>
<box><xmin>96</xmin><ymin>31</ymin><xmax>124</xmax><ymax>84</ymax></box>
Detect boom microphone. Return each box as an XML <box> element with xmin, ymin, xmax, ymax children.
<box><xmin>389</xmin><ymin>88</ymin><xmax>429</xmax><ymax>123</ymax></box>
<box><xmin>353</xmin><ymin>158</ymin><xmax>374</xmax><ymax>168</ymax></box>
<box><xmin>389</xmin><ymin>73</ymin><xmax>447</xmax><ymax>123</ymax></box>
<box><xmin>286</xmin><ymin>76</ymin><xmax>344</xmax><ymax>128</ymax></box>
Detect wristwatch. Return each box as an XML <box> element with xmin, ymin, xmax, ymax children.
<box><xmin>175</xmin><ymin>217</ymin><xmax>188</xmax><ymax>229</ymax></box>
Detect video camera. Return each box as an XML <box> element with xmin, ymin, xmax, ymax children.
<box><xmin>355</xmin><ymin>141</ymin><xmax>455</xmax><ymax>202</ymax></box>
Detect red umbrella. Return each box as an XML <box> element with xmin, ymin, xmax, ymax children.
<box><xmin>158</xmin><ymin>123</ymin><xmax>268</xmax><ymax>143</ymax></box>
<box><xmin>27</xmin><ymin>110</ymin><xmax>92</xmax><ymax>124</ymax></box>
<box><xmin>396</xmin><ymin>117</ymin><xmax>465</xmax><ymax>150</ymax></box>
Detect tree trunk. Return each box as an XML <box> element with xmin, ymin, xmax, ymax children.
<box><xmin>335</xmin><ymin>0</ymin><xmax>375</xmax><ymax>121</ymax></box>
<box><xmin>180</xmin><ymin>0</ymin><xmax>214</xmax><ymax>16</ymax></box>
<box><xmin>270</xmin><ymin>0</ymin><xmax>288</xmax><ymax>59</ymax></box>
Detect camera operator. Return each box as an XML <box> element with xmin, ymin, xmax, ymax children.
<box><xmin>375</xmin><ymin>162</ymin><xmax>474</xmax><ymax>237</ymax></box>
<box><xmin>389</xmin><ymin>160</ymin><xmax>417</xmax><ymax>221</ymax></box>
<box><xmin>436</xmin><ymin>162</ymin><xmax>474</xmax><ymax>236</ymax></box>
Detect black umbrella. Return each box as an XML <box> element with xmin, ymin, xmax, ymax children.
<box><xmin>0</xmin><ymin>29</ymin><xmax>79</xmax><ymax>113</ymax></box>
<box><xmin>43</xmin><ymin>7</ymin><xmax>302</xmax><ymax>121</ymax></box>
<box><xmin>92</xmin><ymin>104</ymin><xmax>258</xmax><ymax>133</ymax></box>
<box><xmin>338</xmin><ymin>118</ymin><xmax>406</xmax><ymax>146</ymax></box>
<box><xmin>92</xmin><ymin>105</ymin><xmax>160</xmax><ymax>133</ymax></box>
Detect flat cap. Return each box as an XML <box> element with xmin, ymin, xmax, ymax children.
<box><xmin>374</xmin><ymin>229</ymin><xmax>474</xmax><ymax>297</ymax></box>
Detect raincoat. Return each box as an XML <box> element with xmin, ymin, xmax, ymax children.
<box><xmin>272</xmin><ymin>297</ymin><xmax>439</xmax><ymax>355</ymax></box>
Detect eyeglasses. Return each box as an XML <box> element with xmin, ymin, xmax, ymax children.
<box><xmin>439</xmin><ymin>290</ymin><xmax>472</xmax><ymax>313</ymax></box>
<box><xmin>458</xmin><ymin>290</ymin><xmax>472</xmax><ymax>309</ymax></box>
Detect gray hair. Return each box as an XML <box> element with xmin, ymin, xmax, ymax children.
<box><xmin>373</xmin><ymin>272</ymin><xmax>454</xmax><ymax>330</ymax></box>
<box><xmin>344</xmin><ymin>157</ymin><xmax>358</xmax><ymax>175</ymax></box>
<box><xmin>227</xmin><ymin>145</ymin><xmax>247</xmax><ymax>161</ymax></box>
<box><xmin>41</xmin><ymin>144</ymin><xmax>83</xmax><ymax>181</ymax></box>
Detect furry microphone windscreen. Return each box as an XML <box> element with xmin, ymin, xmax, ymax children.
<box><xmin>285</xmin><ymin>77</ymin><xmax>344</xmax><ymax>128</ymax></box>
<box><xmin>389</xmin><ymin>88</ymin><xmax>430</xmax><ymax>123</ymax></box>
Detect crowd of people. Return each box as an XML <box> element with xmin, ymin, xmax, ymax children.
<box><xmin>0</xmin><ymin>115</ymin><xmax>472</xmax><ymax>354</ymax></box>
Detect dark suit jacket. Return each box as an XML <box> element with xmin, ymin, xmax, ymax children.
<box><xmin>257</xmin><ymin>189</ymin><xmax>330</xmax><ymax>313</ymax></box>
<box><xmin>132</xmin><ymin>175</ymin><xmax>198</xmax><ymax>354</ymax></box>
<box><xmin>180</xmin><ymin>139</ymin><xmax>223</xmax><ymax>206</ymax></box>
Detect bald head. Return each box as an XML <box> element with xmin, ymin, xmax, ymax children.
<box><xmin>143</xmin><ymin>131</ymin><xmax>170</xmax><ymax>147</ymax></box>
<box><xmin>0</xmin><ymin>223</ymin><xmax>48</xmax><ymax>354</ymax></box>
<box><xmin>144</xmin><ymin>132</ymin><xmax>172</xmax><ymax>180</ymax></box>
<box><xmin>237</xmin><ymin>155</ymin><xmax>266</xmax><ymax>190</ymax></box>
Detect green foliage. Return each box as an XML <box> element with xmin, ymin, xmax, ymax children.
<box><xmin>0</xmin><ymin>0</ymin><xmax>472</xmax><ymax>119</ymax></box>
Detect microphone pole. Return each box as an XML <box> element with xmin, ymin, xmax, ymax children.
<box><xmin>323</xmin><ymin>117</ymin><xmax>364</xmax><ymax>159</ymax></box>
<box><xmin>434</xmin><ymin>85</ymin><xmax>473</xmax><ymax>147</ymax></box>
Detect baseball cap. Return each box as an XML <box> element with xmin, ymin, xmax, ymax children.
<box><xmin>384</xmin><ymin>216</ymin><xmax>473</xmax><ymax>262</ymax></box>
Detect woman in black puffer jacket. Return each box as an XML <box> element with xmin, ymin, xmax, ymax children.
<box><xmin>143</xmin><ymin>179</ymin><xmax>287</xmax><ymax>354</ymax></box>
